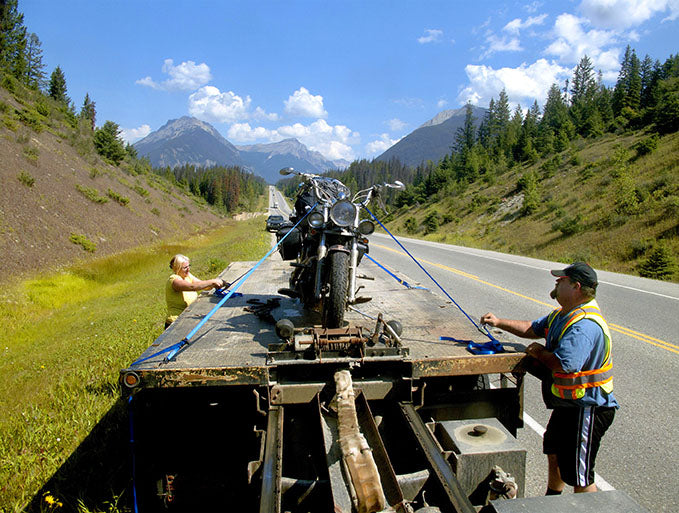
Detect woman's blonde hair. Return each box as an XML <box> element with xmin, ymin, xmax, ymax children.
<box><xmin>169</xmin><ymin>254</ymin><xmax>189</xmax><ymax>273</ymax></box>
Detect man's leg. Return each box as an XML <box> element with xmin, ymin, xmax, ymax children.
<box><xmin>546</xmin><ymin>453</ymin><xmax>565</xmax><ymax>494</ymax></box>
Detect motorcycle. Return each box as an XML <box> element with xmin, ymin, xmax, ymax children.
<box><xmin>276</xmin><ymin>168</ymin><xmax>404</xmax><ymax>328</ymax></box>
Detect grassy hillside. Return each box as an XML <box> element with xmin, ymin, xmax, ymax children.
<box><xmin>0</xmin><ymin>74</ymin><xmax>246</xmax><ymax>285</ymax></box>
<box><xmin>386</xmin><ymin>130</ymin><xmax>679</xmax><ymax>281</ymax></box>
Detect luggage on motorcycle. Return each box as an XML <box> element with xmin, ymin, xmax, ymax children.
<box><xmin>276</xmin><ymin>225</ymin><xmax>301</xmax><ymax>261</ymax></box>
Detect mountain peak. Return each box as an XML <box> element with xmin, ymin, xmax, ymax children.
<box><xmin>377</xmin><ymin>105</ymin><xmax>487</xmax><ymax>167</ymax></box>
<box><xmin>133</xmin><ymin>117</ymin><xmax>339</xmax><ymax>183</ymax></box>
<box><xmin>419</xmin><ymin>107</ymin><xmax>468</xmax><ymax>128</ymax></box>
<box><xmin>134</xmin><ymin>116</ymin><xmax>241</xmax><ymax>169</ymax></box>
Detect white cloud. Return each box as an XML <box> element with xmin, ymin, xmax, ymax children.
<box><xmin>284</xmin><ymin>87</ymin><xmax>328</xmax><ymax>118</ymax></box>
<box><xmin>188</xmin><ymin>86</ymin><xmax>251</xmax><ymax>123</ymax></box>
<box><xmin>136</xmin><ymin>59</ymin><xmax>211</xmax><ymax>91</ymax></box>
<box><xmin>227</xmin><ymin>119</ymin><xmax>360</xmax><ymax>162</ymax></box>
<box><xmin>503</xmin><ymin>14</ymin><xmax>548</xmax><ymax>34</ymax></box>
<box><xmin>437</xmin><ymin>98</ymin><xmax>449</xmax><ymax>109</ymax></box>
<box><xmin>227</xmin><ymin>123</ymin><xmax>276</xmax><ymax>142</ymax></box>
<box><xmin>387</xmin><ymin>118</ymin><xmax>407</xmax><ymax>132</ymax></box>
<box><xmin>418</xmin><ymin>29</ymin><xmax>443</xmax><ymax>44</ymax></box>
<box><xmin>366</xmin><ymin>134</ymin><xmax>401</xmax><ymax>157</ymax></box>
<box><xmin>457</xmin><ymin>59</ymin><xmax>571</xmax><ymax>108</ymax></box>
<box><xmin>253</xmin><ymin>106</ymin><xmax>279</xmax><ymax>121</ymax></box>
<box><xmin>545</xmin><ymin>13</ymin><xmax>620</xmax><ymax>71</ymax></box>
<box><xmin>482</xmin><ymin>33</ymin><xmax>523</xmax><ymax>58</ymax></box>
<box><xmin>120</xmin><ymin>124</ymin><xmax>151</xmax><ymax>144</ymax></box>
<box><xmin>579</xmin><ymin>0</ymin><xmax>679</xmax><ymax>29</ymax></box>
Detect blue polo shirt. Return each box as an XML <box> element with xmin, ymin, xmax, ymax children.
<box><xmin>532</xmin><ymin>310</ymin><xmax>619</xmax><ymax>409</ymax></box>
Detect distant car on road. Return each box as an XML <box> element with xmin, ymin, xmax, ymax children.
<box><xmin>266</xmin><ymin>214</ymin><xmax>286</xmax><ymax>232</ymax></box>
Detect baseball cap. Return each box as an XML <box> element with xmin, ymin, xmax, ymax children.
<box><xmin>551</xmin><ymin>261</ymin><xmax>598</xmax><ymax>288</ymax></box>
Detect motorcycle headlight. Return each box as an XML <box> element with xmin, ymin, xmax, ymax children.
<box><xmin>329</xmin><ymin>200</ymin><xmax>357</xmax><ymax>227</ymax></box>
<box><xmin>308</xmin><ymin>211</ymin><xmax>324</xmax><ymax>228</ymax></box>
<box><xmin>358</xmin><ymin>219</ymin><xmax>375</xmax><ymax>235</ymax></box>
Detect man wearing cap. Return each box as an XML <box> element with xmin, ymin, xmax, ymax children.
<box><xmin>480</xmin><ymin>262</ymin><xmax>618</xmax><ymax>495</ymax></box>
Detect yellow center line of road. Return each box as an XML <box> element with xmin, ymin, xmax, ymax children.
<box><xmin>372</xmin><ymin>242</ymin><xmax>679</xmax><ymax>354</ymax></box>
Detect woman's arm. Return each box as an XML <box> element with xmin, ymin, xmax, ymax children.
<box><xmin>172</xmin><ymin>275</ymin><xmax>225</xmax><ymax>292</ymax></box>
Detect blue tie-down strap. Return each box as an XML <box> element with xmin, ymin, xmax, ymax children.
<box><xmin>440</xmin><ymin>336</ymin><xmax>505</xmax><ymax>355</ymax></box>
<box><xmin>214</xmin><ymin>287</ymin><xmax>243</xmax><ymax>299</ymax></box>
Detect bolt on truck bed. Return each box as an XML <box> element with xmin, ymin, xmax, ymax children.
<box><xmin>121</xmin><ymin>256</ymin><xmax>532</xmax><ymax>513</ymax></box>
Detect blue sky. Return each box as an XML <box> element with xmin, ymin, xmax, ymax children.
<box><xmin>21</xmin><ymin>0</ymin><xmax>679</xmax><ymax>163</ymax></box>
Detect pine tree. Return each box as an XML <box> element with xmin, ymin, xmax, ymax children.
<box><xmin>492</xmin><ymin>89</ymin><xmax>511</xmax><ymax>152</ymax></box>
<box><xmin>570</xmin><ymin>55</ymin><xmax>597</xmax><ymax>105</ymax></box>
<box><xmin>93</xmin><ymin>120</ymin><xmax>126</xmax><ymax>164</ymax></box>
<box><xmin>25</xmin><ymin>33</ymin><xmax>46</xmax><ymax>89</ymax></box>
<box><xmin>612</xmin><ymin>45</ymin><xmax>642</xmax><ymax>116</ymax></box>
<box><xmin>596</xmin><ymin>72</ymin><xmax>614</xmax><ymax>129</ymax></box>
<box><xmin>515</xmin><ymin>101</ymin><xmax>540</xmax><ymax>162</ymax></box>
<box><xmin>639</xmin><ymin>55</ymin><xmax>655</xmax><ymax>109</ymax></box>
<box><xmin>570</xmin><ymin>55</ymin><xmax>602</xmax><ymax>137</ymax></box>
<box><xmin>639</xmin><ymin>243</ymin><xmax>677</xmax><ymax>280</ymax></box>
<box><xmin>477</xmin><ymin>99</ymin><xmax>494</xmax><ymax>148</ymax></box>
<box><xmin>452</xmin><ymin>102</ymin><xmax>476</xmax><ymax>155</ymax></box>
<box><xmin>541</xmin><ymin>83</ymin><xmax>574</xmax><ymax>147</ymax></box>
<box><xmin>48</xmin><ymin>66</ymin><xmax>70</xmax><ymax>104</ymax></box>
<box><xmin>80</xmin><ymin>93</ymin><xmax>96</xmax><ymax>130</ymax></box>
<box><xmin>0</xmin><ymin>0</ymin><xmax>27</xmax><ymax>77</ymax></box>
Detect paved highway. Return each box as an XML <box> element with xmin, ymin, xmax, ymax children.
<box><xmin>367</xmin><ymin>232</ymin><xmax>679</xmax><ymax>512</ymax></box>
<box><xmin>268</xmin><ymin>188</ymin><xmax>677</xmax><ymax>510</ymax></box>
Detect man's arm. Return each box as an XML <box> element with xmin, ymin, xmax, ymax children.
<box><xmin>480</xmin><ymin>313</ymin><xmax>541</xmax><ymax>339</ymax></box>
<box><xmin>525</xmin><ymin>343</ymin><xmax>564</xmax><ymax>372</ymax></box>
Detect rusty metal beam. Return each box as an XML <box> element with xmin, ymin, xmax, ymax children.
<box><xmin>260</xmin><ymin>406</ymin><xmax>283</xmax><ymax>513</ymax></box>
<box><xmin>120</xmin><ymin>365</ymin><xmax>269</xmax><ymax>390</ymax></box>
<box><xmin>411</xmin><ymin>353</ymin><xmax>527</xmax><ymax>378</ymax></box>
<box><xmin>399</xmin><ymin>403</ymin><xmax>476</xmax><ymax>513</ymax></box>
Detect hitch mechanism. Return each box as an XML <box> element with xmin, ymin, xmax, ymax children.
<box><xmin>268</xmin><ymin>319</ymin><xmax>408</xmax><ymax>363</ymax></box>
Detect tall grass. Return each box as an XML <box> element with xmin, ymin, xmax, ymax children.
<box><xmin>0</xmin><ymin>217</ymin><xmax>269</xmax><ymax>512</ymax></box>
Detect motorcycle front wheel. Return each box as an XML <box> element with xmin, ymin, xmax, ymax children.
<box><xmin>324</xmin><ymin>250</ymin><xmax>349</xmax><ymax>328</ymax></box>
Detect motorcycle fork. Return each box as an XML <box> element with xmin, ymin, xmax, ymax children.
<box><xmin>314</xmin><ymin>233</ymin><xmax>327</xmax><ymax>300</ymax></box>
<box><xmin>348</xmin><ymin>238</ymin><xmax>358</xmax><ymax>302</ymax></box>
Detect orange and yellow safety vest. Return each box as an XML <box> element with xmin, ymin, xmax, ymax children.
<box><xmin>545</xmin><ymin>299</ymin><xmax>613</xmax><ymax>400</ymax></box>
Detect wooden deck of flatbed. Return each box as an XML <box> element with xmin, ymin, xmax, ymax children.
<box><xmin>124</xmin><ymin>251</ymin><xmax>527</xmax><ymax>388</ymax></box>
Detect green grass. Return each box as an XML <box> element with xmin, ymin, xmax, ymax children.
<box><xmin>106</xmin><ymin>189</ymin><xmax>129</xmax><ymax>206</ymax></box>
<box><xmin>69</xmin><ymin>233</ymin><xmax>97</xmax><ymax>253</ymax></box>
<box><xmin>17</xmin><ymin>170</ymin><xmax>35</xmax><ymax>187</ymax></box>
<box><xmin>0</xmin><ymin>217</ymin><xmax>269</xmax><ymax>512</ymax></box>
<box><xmin>75</xmin><ymin>184</ymin><xmax>108</xmax><ymax>204</ymax></box>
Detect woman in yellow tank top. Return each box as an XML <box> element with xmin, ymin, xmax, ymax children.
<box><xmin>165</xmin><ymin>254</ymin><xmax>226</xmax><ymax>328</ymax></box>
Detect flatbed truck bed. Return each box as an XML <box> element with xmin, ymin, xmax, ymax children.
<box><xmin>124</xmin><ymin>256</ymin><xmax>527</xmax><ymax>388</ymax></box>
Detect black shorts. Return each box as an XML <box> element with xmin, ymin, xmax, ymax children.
<box><xmin>543</xmin><ymin>406</ymin><xmax>615</xmax><ymax>487</ymax></box>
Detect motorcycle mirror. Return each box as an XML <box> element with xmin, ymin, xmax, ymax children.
<box><xmin>279</xmin><ymin>167</ymin><xmax>294</xmax><ymax>176</ymax></box>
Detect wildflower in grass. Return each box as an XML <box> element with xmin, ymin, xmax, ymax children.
<box><xmin>43</xmin><ymin>492</ymin><xmax>63</xmax><ymax>509</ymax></box>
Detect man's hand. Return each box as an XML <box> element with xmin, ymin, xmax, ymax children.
<box><xmin>525</xmin><ymin>342</ymin><xmax>545</xmax><ymax>358</ymax></box>
<box><xmin>525</xmin><ymin>342</ymin><xmax>564</xmax><ymax>371</ymax></box>
<box><xmin>480</xmin><ymin>312</ymin><xmax>500</xmax><ymax>327</ymax></box>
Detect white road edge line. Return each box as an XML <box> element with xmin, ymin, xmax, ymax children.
<box><xmin>372</xmin><ymin>234</ymin><xmax>679</xmax><ymax>302</ymax></box>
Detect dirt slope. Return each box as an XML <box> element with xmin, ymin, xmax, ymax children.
<box><xmin>0</xmin><ymin>91</ymin><xmax>226</xmax><ymax>284</ymax></box>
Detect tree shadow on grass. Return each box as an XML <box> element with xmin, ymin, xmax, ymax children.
<box><xmin>26</xmin><ymin>398</ymin><xmax>134</xmax><ymax>513</ymax></box>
